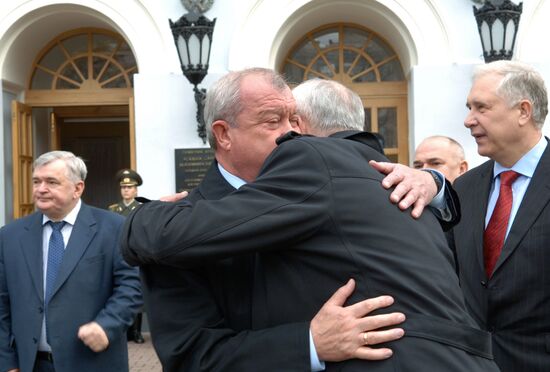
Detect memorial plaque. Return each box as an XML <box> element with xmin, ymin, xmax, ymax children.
<box><xmin>175</xmin><ymin>148</ymin><xmax>215</xmax><ymax>192</ymax></box>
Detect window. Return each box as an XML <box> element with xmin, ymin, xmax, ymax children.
<box><xmin>282</xmin><ymin>23</ymin><xmax>408</xmax><ymax>164</ymax></box>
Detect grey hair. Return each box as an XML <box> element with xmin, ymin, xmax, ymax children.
<box><xmin>292</xmin><ymin>79</ymin><xmax>364</xmax><ymax>136</ymax></box>
<box><xmin>204</xmin><ymin>68</ymin><xmax>289</xmax><ymax>149</ymax></box>
<box><xmin>33</xmin><ymin>151</ymin><xmax>87</xmax><ymax>182</ymax></box>
<box><xmin>473</xmin><ymin>60</ymin><xmax>548</xmax><ymax>128</ymax></box>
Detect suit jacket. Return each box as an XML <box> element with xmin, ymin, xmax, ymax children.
<box><xmin>0</xmin><ymin>203</ymin><xmax>142</xmax><ymax>372</ymax></box>
<box><xmin>123</xmin><ymin>133</ymin><xmax>498</xmax><ymax>371</ymax></box>
<box><xmin>451</xmin><ymin>140</ymin><xmax>550</xmax><ymax>372</ymax></box>
<box><xmin>140</xmin><ymin>162</ymin><xmax>311</xmax><ymax>371</ymax></box>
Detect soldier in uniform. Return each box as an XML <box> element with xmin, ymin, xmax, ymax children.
<box><xmin>108</xmin><ymin>169</ymin><xmax>142</xmax><ymax>217</ymax></box>
<box><xmin>108</xmin><ymin>169</ymin><xmax>145</xmax><ymax>343</ymax></box>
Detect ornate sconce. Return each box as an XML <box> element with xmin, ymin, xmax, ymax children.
<box><xmin>473</xmin><ymin>0</ymin><xmax>523</xmax><ymax>63</ymax></box>
<box><xmin>170</xmin><ymin>1</ymin><xmax>216</xmax><ymax>143</ymax></box>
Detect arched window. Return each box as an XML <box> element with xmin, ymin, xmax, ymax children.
<box><xmin>27</xmin><ymin>28</ymin><xmax>137</xmax><ymax>105</ymax></box>
<box><xmin>282</xmin><ymin>23</ymin><xmax>408</xmax><ymax>163</ymax></box>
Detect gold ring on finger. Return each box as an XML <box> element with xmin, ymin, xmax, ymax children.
<box><xmin>363</xmin><ymin>332</ymin><xmax>369</xmax><ymax>345</ymax></box>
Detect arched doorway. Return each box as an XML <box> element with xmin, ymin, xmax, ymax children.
<box><xmin>281</xmin><ymin>23</ymin><xmax>408</xmax><ymax>164</ymax></box>
<box><xmin>12</xmin><ymin>27</ymin><xmax>138</xmax><ymax>218</ymax></box>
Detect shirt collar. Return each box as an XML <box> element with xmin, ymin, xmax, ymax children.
<box><xmin>217</xmin><ymin>163</ymin><xmax>246</xmax><ymax>189</ymax></box>
<box><xmin>493</xmin><ymin>135</ymin><xmax>547</xmax><ymax>179</ymax></box>
<box><xmin>42</xmin><ymin>198</ymin><xmax>81</xmax><ymax>226</ymax></box>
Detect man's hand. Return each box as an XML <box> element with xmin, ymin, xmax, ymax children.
<box><xmin>369</xmin><ymin>160</ymin><xmax>437</xmax><ymax>218</ymax></box>
<box><xmin>78</xmin><ymin>321</ymin><xmax>109</xmax><ymax>352</ymax></box>
<box><xmin>311</xmin><ymin>279</ymin><xmax>405</xmax><ymax>362</ymax></box>
<box><xmin>159</xmin><ymin>190</ymin><xmax>188</xmax><ymax>202</ymax></box>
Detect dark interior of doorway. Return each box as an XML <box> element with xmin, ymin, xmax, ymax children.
<box><xmin>56</xmin><ymin>106</ymin><xmax>130</xmax><ymax>210</ymax></box>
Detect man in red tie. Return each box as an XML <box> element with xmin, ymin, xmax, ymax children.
<box><xmin>450</xmin><ymin>61</ymin><xmax>550</xmax><ymax>372</ymax></box>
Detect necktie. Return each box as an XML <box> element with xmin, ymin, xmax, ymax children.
<box><xmin>483</xmin><ymin>171</ymin><xmax>520</xmax><ymax>277</ymax></box>
<box><xmin>45</xmin><ymin>221</ymin><xmax>66</xmax><ymax>343</ymax></box>
<box><xmin>45</xmin><ymin>221</ymin><xmax>66</xmax><ymax>304</ymax></box>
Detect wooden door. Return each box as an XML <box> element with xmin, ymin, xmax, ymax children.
<box><xmin>361</xmin><ymin>96</ymin><xmax>408</xmax><ymax>164</ymax></box>
<box><xmin>49</xmin><ymin>111</ymin><xmax>60</xmax><ymax>150</ymax></box>
<box><xmin>11</xmin><ymin>101</ymin><xmax>34</xmax><ymax>219</ymax></box>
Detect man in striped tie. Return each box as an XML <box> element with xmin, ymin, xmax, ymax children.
<box><xmin>450</xmin><ymin>60</ymin><xmax>550</xmax><ymax>372</ymax></box>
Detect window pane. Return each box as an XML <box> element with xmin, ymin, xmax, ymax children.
<box><xmin>31</xmin><ymin>69</ymin><xmax>54</xmax><ymax>89</ymax></box>
<box><xmin>56</xmin><ymin>78</ymin><xmax>79</xmax><ymax>89</ymax></box>
<box><xmin>39</xmin><ymin>45</ymin><xmax>64</xmax><ymax>71</ymax></box>
<box><xmin>60</xmin><ymin>63</ymin><xmax>82</xmax><ymax>84</ymax></box>
<box><xmin>364</xmin><ymin>108</ymin><xmax>372</xmax><ymax>132</ymax></box>
<box><xmin>61</xmin><ymin>34</ymin><xmax>88</xmax><ymax>57</ymax></box>
<box><xmin>325</xmin><ymin>50</ymin><xmax>339</xmax><ymax>74</ymax></box>
<box><xmin>378</xmin><ymin>107</ymin><xmax>397</xmax><ymax>148</ymax></box>
<box><xmin>312</xmin><ymin>28</ymin><xmax>338</xmax><ymax>50</ymax></box>
<box><xmin>93</xmin><ymin>33</ymin><xmax>118</xmax><ymax>55</ymax></box>
<box><xmin>291</xmin><ymin>40</ymin><xmax>317</xmax><ymax>64</ymax></box>
<box><xmin>379</xmin><ymin>59</ymin><xmax>404</xmax><ymax>81</ymax></box>
<box><xmin>93</xmin><ymin>57</ymin><xmax>108</xmax><ymax>80</ymax></box>
<box><xmin>114</xmin><ymin>42</ymin><xmax>136</xmax><ymax>70</ymax></box>
<box><xmin>99</xmin><ymin>62</ymin><xmax>121</xmax><ymax>83</ymax></box>
<box><xmin>365</xmin><ymin>37</ymin><xmax>392</xmax><ymax>63</ymax></box>
<box><xmin>343</xmin><ymin>27</ymin><xmax>369</xmax><ymax>49</ymax></box>
<box><xmin>343</xmin><ymin>49</ymin><xmax>359</xmax><ymax>74</ymax></box>
<box><xmin>351</xmin><ymin>55</ymin><xmax>376</xmax><ymax>82</ymax></box>
<box><xmin>284</xmin><ymin>63</ymin><xmax>305</xmax><ymax>84</ymax></box>
<box><xmin>74</xmin><ymin>57</ymin><xmax>88</xmax><ymax>80</ymax></box>
<box><xmin>103</xmin><ymin>76</ymin><xmax>127</xmax><ymax>88</ymax></box>
<box><xmin>312</xmin><ymin>57</ymin><xmax>333</xmax><ymax>78</ymax></box>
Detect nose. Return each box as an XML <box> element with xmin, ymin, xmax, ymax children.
<box><xmin>464</xmin><ymin>111</ymin><xmax>476</xmax><ymax>128</ymax></box>
<box><xmin>34</xmin><ymin>181</ymin><xmax>47</xmax><ymax>192</ymax></box>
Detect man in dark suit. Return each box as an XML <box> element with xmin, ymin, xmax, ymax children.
<box><xmin>123</xmin><ymin>71</ymin><xmax>497</xmax><ymax>371</ymax></box>
<box><xmin>450</xmin><ymin>60</ymin><xmax>550</xmax><ymax>371</ymax></box>
<box><xmin>0</xmin><ymin>151</ymin><xmax>142</xmax><ymax>372</ymax></box>
<box><xmin>139</xmin><ymin>69</ymin><xmax>411</xmax><ymax>371</ymax></box>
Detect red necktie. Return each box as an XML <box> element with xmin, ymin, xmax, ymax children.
<box><xmin>483</xmin><ymin>170</ymin><xmax>520</xmax><ymax>277</ymax></box>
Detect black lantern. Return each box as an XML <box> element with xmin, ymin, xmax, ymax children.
<box><xmin>473</xmin><ymin>0</ymin><xmax>523</xmax><ymax>63</ymax></box>
<box><xmin>170</xmin><ymin>11</ymin><xmax>216</xmax><ymax>143</ymax></box>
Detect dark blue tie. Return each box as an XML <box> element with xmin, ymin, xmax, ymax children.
<box><xmin>45</xmin><ymin>221</ymin><xmax>66</xmax><ymax>305</ymax></box>
<box><xmin>45</xmin><ymin>221</ymin><xmax>66</xmax><ymax>343</ymax></box>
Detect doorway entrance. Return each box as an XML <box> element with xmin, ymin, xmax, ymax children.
<box><xmin>11</xmin><ymin>28</ymin><xmax>137</xmax><ymax>219</ymax></box>
<box><xmin>55</xmin><ymin>105</ymin><xmax>131</xmax><ymax>209</ymax></box>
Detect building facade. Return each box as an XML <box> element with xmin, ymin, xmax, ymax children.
<box><xmin>1</xmin><ymin>0</ymin><xmax>549</xmax><ymax>225</ymax></box>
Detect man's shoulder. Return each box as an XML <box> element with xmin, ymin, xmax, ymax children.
<box><xmin>0</xmin><ymin>212</ymin><xmax>40</xmax><ymax>234</ymax></box>
<box><xmin>453</xmin><ymin>160</ymin><xmax>492</xmax><ymax>193</ymax></box>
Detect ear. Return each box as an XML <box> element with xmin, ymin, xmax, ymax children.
<box><xmin>459</xmin><ymin>160</ymin><xmax>469</xmax><ymax>175</ymax></box>
<box><xmin>294</xmin><ymin>115</ymin><xmax>309</xmax><ymax>134</ymax></box>
<box><xmin>211</xmin><ymin>120</ymin><xmax>232</xmax><ymax>150</ymax></box>
<box><xmin>74</xmin><ymin>181</ymin><xmax>85</xmax><ymax>199</ymax></box>
<box><xmin>517</xmin><ymin>100</ymin><xmax>533</xmax><ymax>126</ymax></box>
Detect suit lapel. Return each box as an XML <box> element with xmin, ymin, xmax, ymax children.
<box><xmin>494</xmin><ymin>143</ymin><xmax>550</xmax><ymax>274</ymax></box>
<box><xmin>196</xmin><ymin>161</ymin><xmax>236</xmax><ymax>200</ymax></box>
<box><xmin>471</xmin><ymin>162</ymin><xmax>494</xmax><ymax>276</ymax></box>
<box><xmin>21</xmin><ymin>213</ymin><xmax>46</xmax><ymax>301</ymax></box>
<box><xmin>51</xmin><ymin>204</ymin><xmax>97</xmax><ymax>298</ymax></box>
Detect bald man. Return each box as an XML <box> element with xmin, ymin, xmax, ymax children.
<box><xmin>413</xmin><ymin>135</ymin><xmax>468</xmax><ymax>183</ymax></box>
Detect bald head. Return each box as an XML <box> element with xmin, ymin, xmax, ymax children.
<box><xmin>413</xmin><ymin>136</ymin><xmax>468</xmax><ymax>183</ymax></box>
